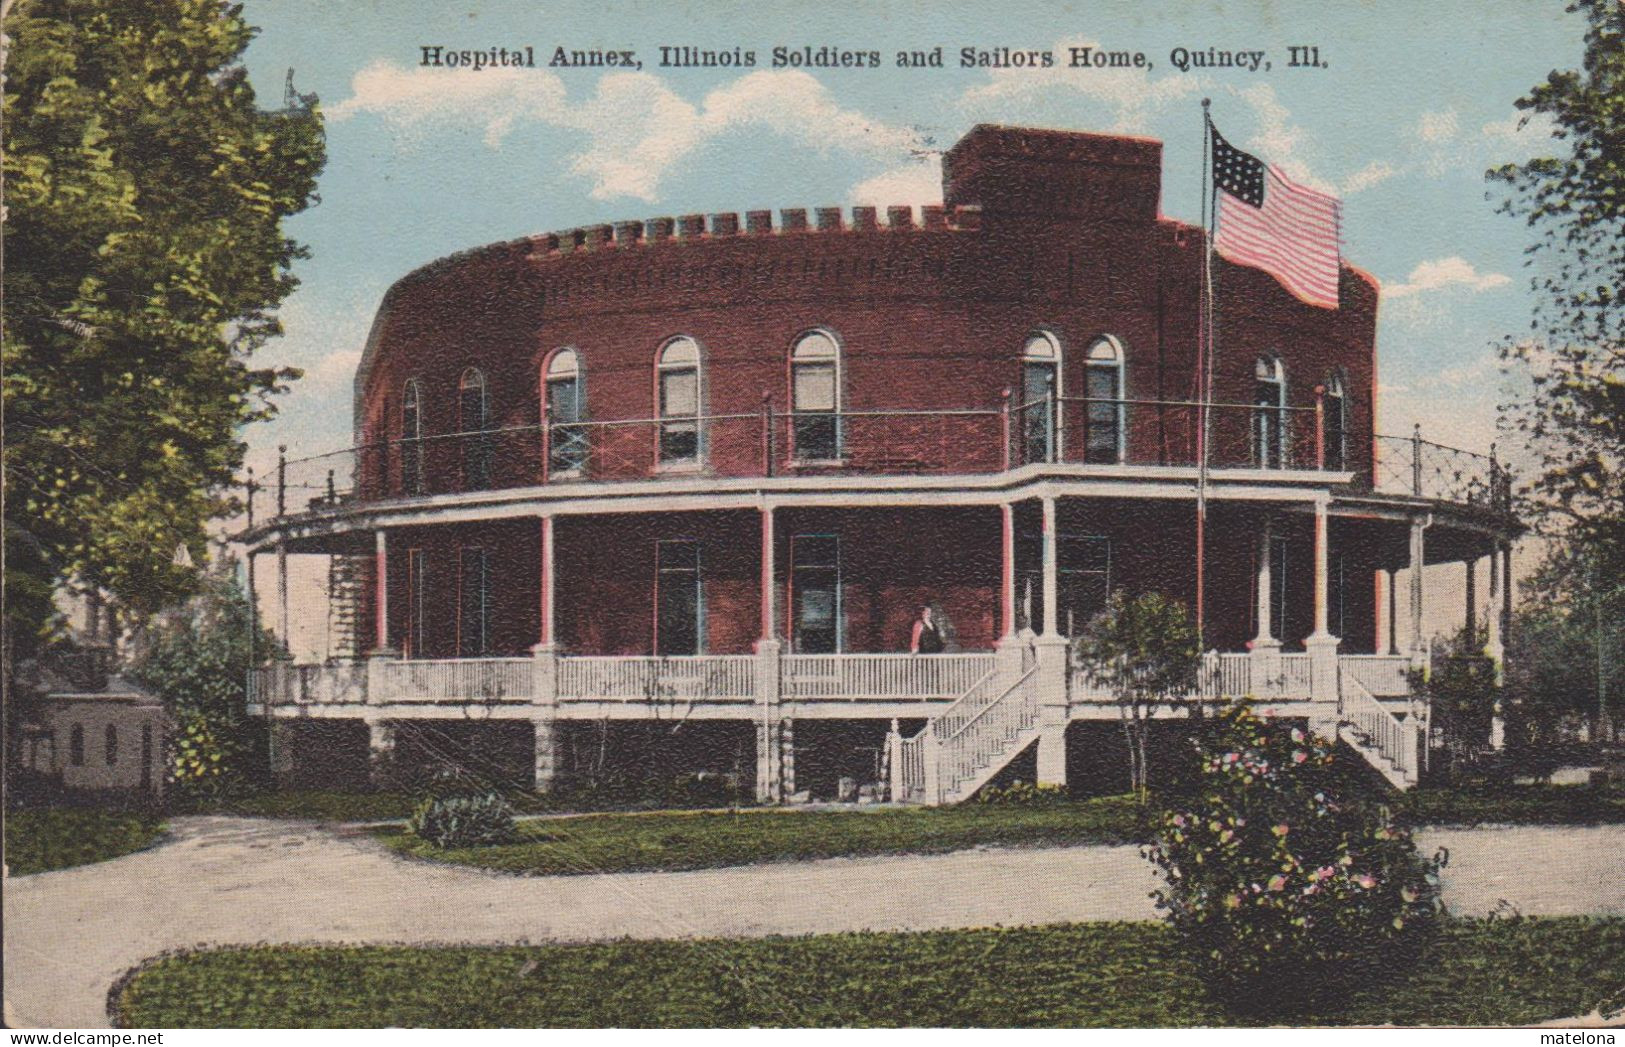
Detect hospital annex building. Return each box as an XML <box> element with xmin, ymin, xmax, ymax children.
<box><xmin>243</xmin><ymin>125</ymin><xmax>1520</xmax><ymax>803</ymax></box>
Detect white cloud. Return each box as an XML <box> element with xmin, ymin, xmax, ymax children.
<box><xmin>960</xmin><ymin>37</ymin><xmax>1204</xmax><ymax>133</ymax></box>
<box><xmin>1340</xmin><ymin>160</ymin><xmax>1399</xmax><ymax>195</ymax></box>
<box><xmin>1383</xmin><ymin>256</ymin><xmax>1512</xmax><ymax>299</ymax></box>
<box><xmin>848</xmin><ymin>159</ymin><xmax>942</xmax><ymax>207</ymax></box>
<box><xmin>1415</xmin><ymin>109</ymin><xmax>1460</xmax><ymax>144</ymax></box>
<box><xmin>329</xmin><ymin>62</ymin><xmax>922</xmax><ymax>203</ymax></box>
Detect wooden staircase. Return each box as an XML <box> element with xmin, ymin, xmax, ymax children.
<box><xmin>1338</xmin><ymin>675</ymin><xmax>1422</xmax><ymax>789</ymax></box>
<box><xmin>892</xmin><ymin>658</ymin><xmax>1042</xmax><ymax>805</ymax></box>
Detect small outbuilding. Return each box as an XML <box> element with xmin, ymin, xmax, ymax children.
<box><xmin>21</xmin><ymin>676</ymin><xmax>167</xmax><ymax>797</ymax></box>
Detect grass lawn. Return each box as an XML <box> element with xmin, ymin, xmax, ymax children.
<box><xmin>376</xmin><ymin>796</ymin><xmax>1147</xmax><ymax>876</ymax></box>
<box><xmin>4</xmin><ymin>808</ymin><xmax>168</xmax><ymax>876</ymax></box>
<box><xmin>196</xmin><ymin>790</ymin><xmax>424</xmax><ymax>822</ymax></box>
<box><xmin>114</xmin><ymin>917</ymin><xmax>1625</xmax><ymax>1027</ymax></box>
<box><xmin>1397</xmin><ymin>783</ymin><xmax>1625</xmax><ymax>827</ymax></box>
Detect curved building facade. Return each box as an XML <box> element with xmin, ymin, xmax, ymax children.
<box><xmin>247</xmin><ymin>125</ymin><xmax>1519</xmax><ymax>802</ymax></box>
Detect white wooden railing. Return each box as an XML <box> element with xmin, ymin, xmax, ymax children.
<box><xmin>936</xmin><ymin>664</ymin><xmax>1040</xmax><ymax>800</ymax></box>
<box><xmin>1209</xmin><ymin>653</ymin><xmax>1253</xmax><ymax>698</ymax></box>
<box><xmin>556</xmin><ymin>655</ymin><xmax>757</xmax><ymax>701</ymax></box>
<box><xmin>782</xmin><ymin>653</ymin><xmax>994</xmax><ymax>700</ymax></box>
<box><xmin>252</xmin><ymin>662</ymin><xmax>368</xmax><ymax>706</ymax></box>
<box><xmin>895</xmin><ymin>729</ymin><xmax>929</xmax><ymax>803</ymax></box>
<box><xmin>1339</xmin><ymin>655</ymin><xmax>1412</xmax><ymax>697</ymax></box>
<box><xmin>1340</xmin><ymin>674</ymin><xmax>1417</xmax><ymax>781</ymax></box>
<box><xmin>373</xmin><ymin>658</ymin><xmax>533</xmax><ymax>702</ymax></box>
<box><xmin>1278</xmin><ymin>654</ymin><xmax>1314</xmax><ymax>696</ymax></box>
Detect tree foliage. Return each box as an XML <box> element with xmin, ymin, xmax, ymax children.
<box><xmin>2</xmin><ymin>0</ymin><xmax>325</xmax><ymax>656</ymax></box>
<box><xmin>1074</xmin><ymin>590</ymin><xmax>1202</xmax><ymax>798</ymax></box>
<box><xmin>1489</xmin><ymin>0</ymin><xmax>1624</xmax><ymax>553</ymax></box>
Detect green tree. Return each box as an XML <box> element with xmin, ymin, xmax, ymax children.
<box><xmin>127</xmin><ymin>556</ymin><xmax>277</xmax><ymax>799</ymax></box>
<box><xmin>1073</xmin><ymin>590</ymin><xmax>1202</xmax><ymax>799</ymax></box>
<box><xmin>1489</xmin><ymin>0</ymin><xmax>1624</xmax><ymax>558</ymax></box>
<box><xmin>2</xmin><ymin>0</ymin><xmax>325</xmax><ymax>662</ymax></box>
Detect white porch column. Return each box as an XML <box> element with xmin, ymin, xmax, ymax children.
<box><xmin>1041</xmin><ymin>495</ymin><xmax>1058</xmax><ymax>637</ymax></box>
<box><xmin>540</xmin><ymin>514</ymin><xmax>557</xmax><ymax>648</ymax></box>
<box><xmin>1304</xmin><ymin>499</ymin><xmax>1341</xmax><ymax>722</ymax></box>
<box><xmin>532</xmin><ymin>719</ymin><xmax>559</xmax><ymax>793</ymax></box>
<box><xmin>366</xmin><ymin>717</ymin><xmax>396</xmax><ymax>785</ymax></box>
<box><xmin>1034</xmin><ymin>636</ymin><xmax>1070</xmax><ymax>788</ymax></box>
<box><xmin>1409</xmin><ymin>515</ymin><xmax>1430</xmax><ymax>671</ymax></box>
<box><xmin>373</xmin><ymin>529</ymin><xmax>390</xmax><ymax>653</ymax></box>
<box><xmin>1487</xmin><ymin>542</ymin><xmax>1507</xmax><ymax>749</ymax></box>
<box><xmin>276</xmin><ymin>539</ymin><xmax>290</xmax><ymax>653</ymax></box>
<box><xmin>1000</xmin><ymin>502</ymin><xmax>1016</xmax><ymax>640</ymax></box>
<box><xmin>1251</xmin><ymin>515</ymin><xmax>1282</xmax><ymax>694</ymax></box>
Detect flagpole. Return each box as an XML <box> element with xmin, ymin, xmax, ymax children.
<box><xmin>1196</xmin><ymin>97</ymin><xmax>1215</xmax><ymax>648</ymax></box>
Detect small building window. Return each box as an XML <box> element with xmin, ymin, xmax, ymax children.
<box><xmin>655</xmin><ymin>540</ymin><xmax>702</xmax><ymax>656</ymax></box>
<box><xmin>458</xmin><ymin>547</ymin><xmax>490</xmax><ymax>657</ymax></box>
<box><xmin>1254</xmin><ymin>356</ymin><xmax>1287</xmax><ymax>469</ymax></box>
<box><xmin>1322</xmin><ymin>373</ymin><xmax>1348</xmax><ymax>471</ymax></box>
<box><xmin>1084</xmin><ymin>337</ymin><xmax>1125</xmax><ymax>464</ymax></box>
<box><xmin>790</xmin><ymin>535</ymin><xmax>841</xmax><ymax>654</ymax></box>
<box><xmin>105</xmin><ymin>723</ymin><xmax>118</xmax><ymax>766</ymax></box>
<box><xmin>1022</xmin><ymin>332</ymin><xmax>1062</xmax><ymax>464</ymax></box>
<box><xmin>459</xmin><ymin>368</ymin><xmax>492</xmax><ymax>490</ymax></box>
<box><xmin>545</xmin><ymin>349</ymin><xmax>588</xmax><ymax>474</ymax></box>
<box><xmin>141</xmin><ymin>724</ymin><xmax>153</xmax><ymax>788</ymax></box>
<box><xmin>657</xmin><ymin>338</ymin><xmax>702</xmax><ymax>466</ymax></box>
<box><xmin>70</xmin><ymin>723</ymin><xmax>85</xmax><ymax>767</ymax></box>
<box><xmin>401</xmin><ymin>379</ymin><xmax>424</xmax><ymax>496</ymax></box>
<box><xmin>791</xmin><ymin>331</ymin><xmax>841</xmax><ymax>461</ymax></box>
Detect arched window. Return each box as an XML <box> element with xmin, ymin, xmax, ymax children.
<box><xmin>1322</xmin><ymin>372</ymin><xmax>1348</xmax><ymax>471</ymax></box>
<box><xmin>105</xmin><ymin>723</ymin><xmax>118</xmax><ymax>766</ymax></box>
<box><xmin>657</xmin><ymin>337</ymin><xmax>702</xmax><ymax>465</ymax></box>
<box><xmin>1084</xmin><ymin>337</ymin><xmax>1125</xmax><ymax>464</ymax></box>
<box><xmin>1022</xmin><ymin>332</ymin><xmax>1062</xmax><ymax>464</ymax></box>
<box><xmin>544</xmin><ymin>349</ymin><xmax>587</xmax><ymax>475</ymax></box>
<box><xmin>401</xmin><ymin>379</ymin><xmax>424</xmax><ymax>496</ymax></box>
<box><xmin>69</xmin><ymin>723</ymin><xmax>84</xmax><ymax>767</ymax></box>
<box><xmin>791</xmin><ymin>331</ymin><xmax>841</xmax><ymax>461</ymax></box>
<box><xmin>1254</xmin><ymin>356</ymin><xmax>1287</xmax><ymax>469</ymax></box>
<box><xmin>459</xmin><ymin>368</ymin><xmax>491</xmax><ymax>489</ymax></box>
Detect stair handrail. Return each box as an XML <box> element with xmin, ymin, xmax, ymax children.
<box><xmin>936</xmin><ymin>663</ymin><xmax>1041</xmax><ymax>797</ymax></box>
<box><xmin>931</xmin><ymin>668</ymin><xmax>1003</xmax><ymax>739</ymax></box>
<box><xmin>940</xmin><ymin>663</ymin><xmax>1039</xmax><ymax>745</ymax></box>
<box><xmin>1341</xmin><ymin>674</ymin><xmax>1412</xmax><ymax>777</ymax></box>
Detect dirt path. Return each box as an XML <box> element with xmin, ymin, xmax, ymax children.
<box><xmin>5</xmin><ymin>817</ymin><xmax>1621</xmax><ymax>1028</ymax></box>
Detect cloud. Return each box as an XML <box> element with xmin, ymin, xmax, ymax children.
<box><xmin>1383</xmin><ymin>256</ymin><xmax>1512</xmax><ymax>299</ymax></box>
<box><xmin>1339</xmin><ymin>160</ymin><xmax>1399</xmax><ymax>195</ymax></box>
<box><xmin>960</xmin><ymin>36</ymin><xmax>1204</xmax><ymax>133</ymax></box>
<box><xmin>848</xmin><ymin>159</ymin><xmax>943</xmax><ymax>206</ymax></box>
<box><xmin>1414</xmin><ymin>109</ymin><xmax>1460</xmax><ymax>144</ymax></box>
<box><xmin>329</xmin><ymin>62</ymin><xmax>922</xmax><ymax>202</ymax></box>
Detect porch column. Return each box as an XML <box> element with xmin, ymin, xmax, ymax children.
<box><xmin>1305</xmin><ymin>499</ymin><xmax>1341</xmax><ymax>718</ymax></box>
<box><xmin>1252</xmin><ymin>515</ymin><xmax>1282</xmax><ymax>694</ymax></box>
<box><xmin>276</xmin><ymin>539</ymin><xmax>290</xmax><ymax>653</ymax></box>
<box><xmin>1041</xmin><ymin>496</ymin><xmax>1058</xmax><ymax>637</ymax></box>
<box><xmin>532</xmin><ymin>719</ymin><xmax>559</xmax><ymax>793</ymax></box>
<box><xmin>1485</xmin><ymin>542</ymin><xmax>1506</xmax><ymax>675</ymax></box>
<box><xmin>1386</xmin><ymin>567</ymin><xmax>1398</xmax><ymax>656</ymax></box>
<box><xmin>366</xmin><ymin>717</ymin><xmax>396</xmax><ymax>786</ymax></box>
<box><xmin>539</xmin><ymin>514</ymin><xmax>556</xmax><ymax>648</ymax></box>
<box><xmin>1409</xmin><ymin>516</ymin><xmax>1429</xmax><ymax>670</ymax></box>
<box><xmin>1465</xmin><ymin>556</ymin><xmax>1479</xmax><ymax>637</ymax></box>
<box><xmin>759</xmin><ymin>506</ymin><xmax>776</xmax><ymax>642</ymax></box>
<box><xmin>755</xmin><ymin>718</ymin><xmax>784</xmax><ymax>803</ymax></box>
<box><xmin>373</xmin><ymin>529</ymin><xmax>389</xmax><ymax>652</ymax></box>
<box><xmin>1000</xmin><ymin>502</ymin><xmax>1016</xmax><ymax>640</ymax></box>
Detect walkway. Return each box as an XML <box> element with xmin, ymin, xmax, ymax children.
<box><xmin>5</xmin><ymin>817</ymin><xmax>1621</xmax><ymax>1027</ymax></box>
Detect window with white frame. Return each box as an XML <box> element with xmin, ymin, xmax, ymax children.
<box><xmin>1084</xmin><ymin>337</ymin><xmax>1125</xmax><ymax>464</ymax></box>
<box><xmin>658</xmin><ymin>337</ymin><xmax>702</xmax><ymax>466</ymax></box>
<box><xmin>790</xmin><ymin>534</ymin><xmax>840</xmax><ymax>653</ymax></box>
<box><xmin>458</xmin><ymin>547</ymin><xmax>490</xmax><ymax>657</ymax></box>
<box><xmin>1254</xmin><ymin>356</ymin><xmax>1287</xmax><ymax>469</ymax></box>
<box><xmin>406</xmin><ymin>548</ymin><xmax>427</xmax><ymax>659</ymax></box>
<box><xmin>1323</xmin><ymin>372</ymin><xmax>1348</xmax><ymax>471</ymax></box>
<box><xmin>791</xmin><ymin>331</ymin><xmax>841</xmax><ymax>461</ymax></box>
<box><xmin>401</xmin><ymin>379</ymin><xmax>424</xmax><ymax>496</ymax></box>
<box><xmin>459</xmin><ymin>368</ymin><xmax>492</xmax><ymax>489</ymax></box>
<box><xmin>1022</xmin><ymin>332</ymin><xmax>1061</xmax><ymax>464</ymax></box>
<box><xmin>655</xmin><ymin>540</ymin><xmax>702</xmax><ymax>656</ymax></box>
<box><xmin>545</xmin><ymin>349</ymin><xmax>587</xmax><ymax>474</ymax></box>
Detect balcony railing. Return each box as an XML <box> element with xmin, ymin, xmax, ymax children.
<box><xmin>244</xmin><ymin>398</ymin><xmax>1513</xmax><ymax>528</ymax></box>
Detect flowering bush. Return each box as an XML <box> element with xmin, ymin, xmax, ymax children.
<box><xmin>1144</xmin><ymin>702</ymin><xmax>1446</xmax><ymax>1015</ymax></box>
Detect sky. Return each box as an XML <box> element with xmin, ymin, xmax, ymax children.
<box><xmin>232</xmin><ymin>0</ymin><xmax>1579</xmax><ymax>655</ymax></box>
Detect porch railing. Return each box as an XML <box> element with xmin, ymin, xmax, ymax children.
<box><xmin>373</xmin><ymin>658</ymin><xmax>533</xmax><ymax>702</ymax></box>
<box><xmin>1340</xmin><ymin>674</ymin><xmax>1416</xmax><ymax>779</ymax></box>
<box><xmin>1339</xmin><ymin>654</ymin><xmax>1412</xmax><ymax>697</ymax></box>
<box><xmin>557</xmin><ymin>655</ymin><xmax>756</xmax><ymax>702</ymax></box>
<box><xmin>252</xmin><ymin>661</ymin><xmax>368</xmax><ymax>706</ymax></box>
<box><xmin>936</xmin><ymin>663</ymin><xmax>1041</xmax><ymax>801</ymax></box>
<box><xmin>781</xmin><ymin>652</ymin><xmax>995</xmax><ymax>700</ymax></box>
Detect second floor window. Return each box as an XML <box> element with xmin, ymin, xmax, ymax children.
<box><xmin>401</xmin><ymin>379</ymin><xmax>424</xmax><ymax>496</ymax></box>
<box><xmin>1254</xmin><ymin>356</ymin><xmax>1287</xmax><ymax>469</ymax></box>
<box><xmin>545</xmin><ymin>349</ymin><xmax>587</xmax><ymax>475</ymax></box>
<box><xmin>460</xmin><ymin>368</ymin><xmax>492</xmax><ymax>489</ymax></box>
<box><xmin>658</xmin><ymin>338</ymin><xmax>701</xmax><ymax>466</ymax></box>
<box><xmin>792</xmin><ymin>331</ymin><xmax>841</xmax><ymax>461</ymax></box>
<box><xmin>1084</xmin><ymin>337</ymin><xmax>1125</xmax><ymax>464</ymax></box>
<box><xmin>1323</xmin><ymin>373</ymin><xmax>1348</xmax><ymax>471</ymax></box>
<box><xmin>1022</xmin><ymin>332</ymin><xmax>1061</xmax><ymax>464</ymax></box>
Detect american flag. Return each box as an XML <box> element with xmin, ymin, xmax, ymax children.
<box><xmin>1211</xmin><ymin>125</ymin><xmax>1342</xmax><ymax>308</ymax></box>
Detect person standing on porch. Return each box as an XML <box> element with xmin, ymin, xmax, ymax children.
<box><xmin>910</xmin><ymin>604</ymin><xmax>944</xmax><ymax>654</ymax></box>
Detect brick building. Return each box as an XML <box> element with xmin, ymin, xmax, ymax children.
<box><xmin>245</xmin><ymin>125</ymin><xmax>1521</xmax><ymax>802</ymax></box>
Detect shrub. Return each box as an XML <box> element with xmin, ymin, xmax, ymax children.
<box><xmin>1144</xmin><ymin>702</ymin><xmax>1446</xmax><ymax>1016</ymax></box>
<box><xmin>407</xmin><ymin>793</ymin><xmax>518</xmax><ymax>849</ymax></box>
<box><xmin>975</xmin><ymin>780</ymin><xmax>1070</xmax><ymax>807</ymax></box>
